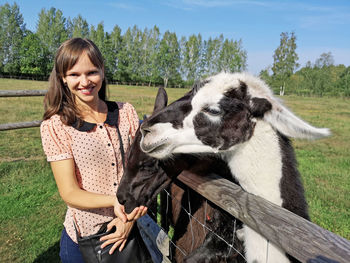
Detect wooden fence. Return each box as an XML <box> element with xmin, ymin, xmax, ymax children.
<box><xmin>1</xmin><ymin>89</ymin><xmax>350</xmax><ymax>262</ymax></box>
<box><xmin>0</xmin><ymin>90</ymin><xmax>46</xmax><ymax>131</ymax></box>
<box><xmin>178</xmin><ymin>171</ymin><xmax>350</xmax><ymax>263</ymax></box>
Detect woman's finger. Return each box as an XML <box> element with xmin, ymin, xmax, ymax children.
<box><xmin>106</xmin><ymin>219</ymin><xmax>117</xmax><ymax>231</ymax></box>
<box><xmin>109</xmin><ymin>239</ymin><xmax>125</xmax><ymax>254</ymax></box>
<box><xmin>100</xmin><ymin>231</ymin><xmax>122</xmax><ymax>242</ymax></box>
<box><xmin>141</xmin><ymin>207</ymin><xmax>148</xmax><ymax>216</ymax></box>
<box><xmin>135</xmin><ymin>208</ymin><xmax>143</xmax><ymax>220</ymax></box>
<box><xmin>134</xmin><ymin>206</ymin><xmax>147</xmax><ymax>220</ymax></box>
<box><xmin>126</xmin><ymin>207</ymin><xmax>139</xmax><ymax>221</ymax></box>
<box><xmin>101</xmin><ymin>237</ymin><xmax>123</xmax><ymax>249</ymax></box>
<box><xmin>114</xmin><ymin>198</ymin><xmax>127</xmax><ymax>222</ymax></box>
<box><xmin>119</xmin><ymin>239</ymin><xmax>127</xmax><ymax>252</ymax></box>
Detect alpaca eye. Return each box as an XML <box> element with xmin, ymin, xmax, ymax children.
<box><xmin>202</xmin><ymin>107</ymin><xmax>221</xmax><ymax>116</ymax></box>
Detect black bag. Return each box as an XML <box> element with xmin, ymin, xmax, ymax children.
<box><xmin>76</xmin><ymin>221</ymin><xmax>151</xmax><ymax>263</ymax></box>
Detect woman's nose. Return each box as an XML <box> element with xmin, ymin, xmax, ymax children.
<box><xmin>80</xmin><ymin>75</ymin><xmax>89</xmax><ymax>86</ymax></box>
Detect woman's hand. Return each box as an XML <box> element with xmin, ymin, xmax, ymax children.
<box><xmin>100</xmin><ymin>205</ymin><xmax>148</xmax><ymax>254</ymax></box>
<box><xmin>113</xmin><ymin>197</ymin><xmax>148</xmax><ymax>222</ymax></box>
<box><xmin>113</xmin><ymin>197</ymin><xmax>127</xmax><ymax>222</ymax></box>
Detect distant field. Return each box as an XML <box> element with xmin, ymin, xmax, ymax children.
<box><xmin>0</xmin><ymin>78</ymin><xmax>349</xmax><ymax>262</ymax></box>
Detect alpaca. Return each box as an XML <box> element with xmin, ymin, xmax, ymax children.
<box><xmin>118</xmin><ymin>87</ymin><xmax>245</xmax><ymax>262</ymax></box>
<box><xmin>139</xmin><ymin>72</ymin><xmax>330</xmax><ymax>263</ymax></box>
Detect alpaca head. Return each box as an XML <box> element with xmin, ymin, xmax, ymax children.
<box><xmin>140</xmin><ymin>72</ymin><xmax>330</xmax><ymax>159</ymax></box>
<box><xmin>117</xmin><ymin>87</ymin><xmax>170</xmax><ymax>213</ymax></box>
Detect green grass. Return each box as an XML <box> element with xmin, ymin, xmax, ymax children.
<box><xmin>0</xmin><ymin>79</ymin><xmax>349</xmax><ymax>262</ymax></box>
<box><xmin>282</xmin><ymin>95</ymin><xmax>350</xmax><ymax>239</ymax></box>
<box><xmin>0</xmin><ymin>159</ymin><xmax>65</xmax><ymax>263</ymax></box>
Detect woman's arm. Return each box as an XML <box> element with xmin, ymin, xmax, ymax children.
<box><xmin>50</xmin><ymin>159</ymin><xmax>116</xmax><ymax>209</ymax></box>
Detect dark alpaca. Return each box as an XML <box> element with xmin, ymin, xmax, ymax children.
<box><xmin>118</xmin><ymin>87</ymin><xmax>245</xmax><ymax>262</ymax></box>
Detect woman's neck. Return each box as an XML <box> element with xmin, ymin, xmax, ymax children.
<box><xmin>76</xmin><ymin>99</ymin><xmax>108</xmax><ymax>123</ymax></box>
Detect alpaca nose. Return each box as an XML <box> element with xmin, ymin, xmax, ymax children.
<box><xmin>116</xmin><ymin>192</ymin><xmax>127</xmax><ymax>205</ymax></box>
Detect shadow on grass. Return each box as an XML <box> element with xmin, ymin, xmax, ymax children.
<box><xmin>33</xmin><ymin>241</ymin><xmax>60</xmax><ymax>263</ymax></box>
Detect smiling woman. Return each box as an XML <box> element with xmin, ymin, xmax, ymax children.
<box><xmin>40</xmin><ymin>38</ymin><xmax>150</xmax><ymax>263</ymax></box>
<box><xmin>44</xmin><ymin>38</ymin><xmax>108</xmax><ymax>127</ymax></box>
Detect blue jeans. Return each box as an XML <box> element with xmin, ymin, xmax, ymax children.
<box><xmin>59</xmin><ymin>228</ymin><xmax>85</xmax><ymax>263</ymax></box>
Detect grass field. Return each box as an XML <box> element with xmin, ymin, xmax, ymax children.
<box><xmin>0</xmin><ymin>78</ymin><xmax>349</xmax><ymax>262</ymax></box>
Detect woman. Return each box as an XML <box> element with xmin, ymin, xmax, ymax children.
<box><xmin>40</xmin><ymin>38</ymin><xmax>147</xmax><ymax>263</ymax></box>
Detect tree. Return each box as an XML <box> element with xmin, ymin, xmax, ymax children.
<box><xmin>112</xmin><ymin>25</ymin><xmax>129</xmax><ymax>81</ymax></box>
<box><xmin>122</xmin><ymin>25</ymin><xmax>143</xmax><ymax>82</ymax></box>
<box><xmin>315</xmin><ymin>52</ymin><xmax>334</xmax><ymax>68</ymax></box>
<box><xmin>109</xmin><ymin>25</ymin><xmax>123</xmax><ymax>80</ymax></box>
<box><xmin>19</xmin><ymin>31</ymin><xmax>48</xmax><ymax>75</ymax></box>
<box><xmin>118</xmin><ymin>26</ymin><xmax>133</xmax><ymax>81</ymax></box>
<box><xmin>36</xmin><ymin>7</ymin><xmax>68</xmax><ymax>73</ymax></box>
<box><xmin>0</xmin><ymin>2</ymin><xmax>25</xmax><ymax>73</ymax></box>
<box><xmin>70</xmin><ymin>14</ymin><xmax>89</xmax><ymax>38</ymax></box>
<box><xmin>157</xmin><ymin>31</ymin><xmax>181</xmax><ymax>87</ymax></box>
<box><xmin>218</xmin><ymin>38</ymin><xmax>247</xmax><ymax>73</ymax></box>
<box><xmin>89</xmin><ymin>22</ymin><xmax>117</xmax><ymax>79</ymax></box>
<box><xmin>259</xmin><ymin>66</ymin><xmax>273</xmax><ymax>87</ymax></box>
<box><xmin>182</xmin><ymin>34</ymin><xmax>203</xmax><ymax>83</ymax></box>
<box><xmin>202</xmin><ymin>35</ymin><xmax>223</xmax><ymax>76</ymax></box>
<box><xmin>140</xmin><ymin>26</ymin><xmax>161</xmax><ymax>85</ymax></box>
<box><xmin>336</xmin><ymin>66</ymin><xmax>350</xmax><ymax>97</ymax></box>
<box><xmin>129</xmin><ymin>25</ymin><xmax>143</xmax><ymax>81</ymax></box>
<box><xmin>272</xmin><ymin>32</ymin><xmax>299</xmax><ymax>92</ymax></box>
<box><xmin>90</xmin><ymin>22</ymin><xmax>105</xmax><ymax>49</ymax></box>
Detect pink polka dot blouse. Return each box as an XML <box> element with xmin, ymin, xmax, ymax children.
<box><xmin>40</xmin><ymin>101</ymin><xmax>139</xmax><ymax>243</ymax></box>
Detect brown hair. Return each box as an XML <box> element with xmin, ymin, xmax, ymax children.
<box><xmin>43</xmin><ymin>38</ymin><xmax>108</xmax><ymax>125</ymax></box>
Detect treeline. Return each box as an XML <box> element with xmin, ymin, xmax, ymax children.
<box><xmin>261</xmin><ymin>33</ymin><xmax>350</xmax><ymax>97</ymax></box>
<box><xmin>0</xmin><ymin>3</ymin><xmax>247</xmax><ymax>87</ymax></box>
<box><xmin>1</xmin><ymin>3</ymin><xmax>349</xmax><ymax>96</ymax></box>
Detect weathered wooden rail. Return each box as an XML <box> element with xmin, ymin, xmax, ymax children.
<box><xmin>0</xmin><ymin>90</ymin><xmax>47</xmax><ymax>97</ymax></box>
<box><xmin>0</xmin><ymin>90</ymin><xmax>46</xmax><ymax>131</ymax></box>
<box><xmin>178</xmin><ymin>171</ymin><xmax>350</xmax><ymax>263</ymax></box>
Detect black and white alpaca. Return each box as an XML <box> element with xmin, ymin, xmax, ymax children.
<box><xmin>118</xmin><ymin>88</ymin><xmax>245</xmax><ymax>262</ymax></box>
<box><xmin>139</xmin><ymin>72</ymin><xmax>330</xmax><ymax>263</ymax></box>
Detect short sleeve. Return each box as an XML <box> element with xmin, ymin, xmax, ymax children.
<box><xmin>125</xmin><ymin>102</ymin><xmax>140</xmax><ymax>139</ymax></box>
<box><xmin>40</xmin><ymin>116</ymin><xmax>73</xmax><ymax>162</ymax></box>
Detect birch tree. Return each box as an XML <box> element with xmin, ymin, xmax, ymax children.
<box><xmin>272</xmin><ymin>32</ymin><xmax>299</xmax><ymax>92</ymax></box>
<box><xmin>218</xmin><ymin>38</ymin><xmax>247</xmax><ymax>73</ymax></box>
<box><xmin>36</xmin><ymin>7</ymin><xmax>68</xmax><ymax>73</ymax></box>
<box><xmin>0</xmin><ymin>2</ymin><xmax>25</xmax><ymax>73</ymax></box>
<box><xmin>183</xmin><ymin>34</ymin><xmax>203</xmax><ymax>83</ymax></box>
<box><xmin>157</xmin><ymin>31</ymin><xmax>180</xmax><ymax>87</ymax></box>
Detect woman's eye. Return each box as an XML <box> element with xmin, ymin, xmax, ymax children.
<box><xmin>202</xmin><ymin>107</ymin><xmax>221</xmax><ymax>116</ymax></box>
<box><xmin>89</xmin><ymin>71</ymin><xmax>99</xmax><ymax>75</ymax></box>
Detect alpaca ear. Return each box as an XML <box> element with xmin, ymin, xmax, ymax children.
<box><xmin>250</xmin><ymin>97</ymin><xmax>272</xmax><ymax>118</ymax></box>
<box><xmin>153</xmin><ymin>87</ymin><xmax>168</xmax><ymax>114</ymax></box>
<box><xmin>262</xmin><ymin>98</ymin><xmax>331</xmax><ymax>140</ymax></box>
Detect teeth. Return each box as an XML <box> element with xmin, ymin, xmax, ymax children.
<box><xmin>80</xmin><ymin>87</ymin><xmax>93</xmax><ymax>93</ymax></box>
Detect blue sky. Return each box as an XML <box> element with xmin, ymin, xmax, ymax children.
<box><xmin>3</xmin><ymin>0</ymin><xmax>350</xmax><ymax>74</ymax></box>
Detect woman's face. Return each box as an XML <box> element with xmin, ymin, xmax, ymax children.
<box><xmin>62</xmin><ymin>52</ymin><xmax>103</xmax><ymax>107</ymax></box>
